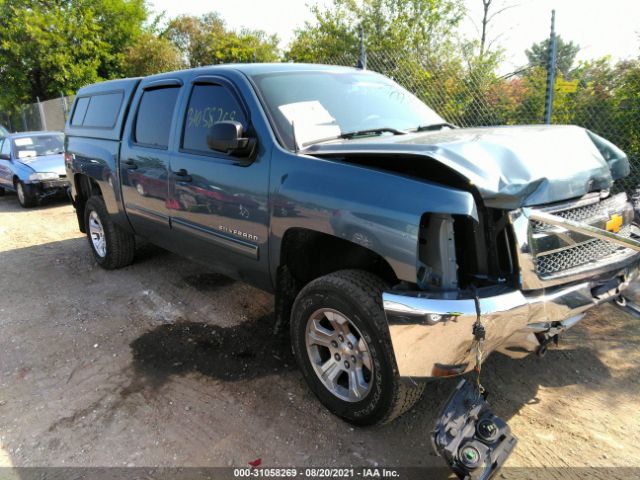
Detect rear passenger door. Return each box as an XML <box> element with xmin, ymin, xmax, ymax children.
<box><xmin>120</xmin><ymin>79</ymin><xmax>182</xmax><ymax>243</ymax></box>
<box><xmin>167</xmin><ymin>75</ymin><xmax>271</xmax><ymax>286</ymax></box>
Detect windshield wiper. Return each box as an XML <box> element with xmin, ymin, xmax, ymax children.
<box><xmin>300</xmin><ymin>127</ymin><xmax>406</xmax><ymax>149</ymax></box>
<box><xmin>410</xmin><ymin>122</ymin><xmax>457</xmax><ymax>132</ymax></box>
<box><xmin>339</xmin><ymin>127</ymin><xmax>407</xmax><ymax>139</ymax></box>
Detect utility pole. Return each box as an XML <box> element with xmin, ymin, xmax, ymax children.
<box><xmin>356</xmin><ymin>25</ymin><xmax>367</xmax><ymax>69</ymax></box>
<box><xmin>544</xmin><ymin>10</ymin><xmax>558</xmax><ymax>124</ymax></box>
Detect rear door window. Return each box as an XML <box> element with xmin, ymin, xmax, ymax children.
<box><xmin>134</xmin><ymin>87</ymin><xmax>180</xmax><ymax>149</ymax></box>
<box><xmin>182</xmin><ymin>84</ymin><xmax>246</xmax><ymax>154</ymax></box>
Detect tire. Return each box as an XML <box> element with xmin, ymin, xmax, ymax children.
<box><xmin>290</xmin><ymin>269</ymin><xmax>425</xmax><ymax>425</ymax></box>
<box><xmin>84</xmin><ymin>196</ymin><xmax>135</xmax><ymax>269</ymax></box>
<box><xmin>0</xmin><ymin>186</ymin><xmax>5</xmax><ymax>196</ymax></box>
<box><xmin>15</xmin><ymin>181</ymin><xmax>36</xmax><ymax>208</ymax></box>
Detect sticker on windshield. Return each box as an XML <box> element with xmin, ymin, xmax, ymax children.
<box><xmin>18</xmin><ymin>150</ymin><xmax>37</xmax><ymax>159</ymax></box>
<box><xmin>278</xmin><ymin>101</ymin><xmax>341</xmax><ymax>149</ymax></box>
<box><xmin>14</xmin><ymin>138</ymin><xmax>34</xmax><ymax>146</ymax></box>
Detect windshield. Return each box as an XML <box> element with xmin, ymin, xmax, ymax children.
<box><xmin>251</xmin><ymin>70</ymin><xmax>445</xmax><ymax>149</ymax></box>
<box><xmin>12</xmin><ymin>134</ymin><xmax>64</xmax><ymax>159</ymax></box>
<box><xmin>0</xmin><ymin>126</ymin><xmax>8</xmax><ymax>139</ymax></box>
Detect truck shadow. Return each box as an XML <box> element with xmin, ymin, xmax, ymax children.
<box><xmin>124</xmin><ymin>311</ymin><xmax>616</xmax><ymax>426</ymax></box>
<box><xmin>124</xmin><ymin>314</ymin><xmax>294</xmax><ymax>394</ymax></box>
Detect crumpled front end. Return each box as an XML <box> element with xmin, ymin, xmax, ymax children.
<box><xmin>383</xmin><ymin>190</ymin><xmax>640</xmax><ymax>379</ymax></box>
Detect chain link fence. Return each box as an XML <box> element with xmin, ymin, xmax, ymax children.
<box><xmin>3</xmin><ymin>51</ymin><xmax>639</xmax><ymax>193</ymax></box>
<box><xmin>319</xmin><ymin>50</ymin><xmax>640</xmax><ymax>194</ymax></box>
<box><xmin>1</xmin><ymin>95</ymin><xmax>74</xmax><ymax>133</ymax></box>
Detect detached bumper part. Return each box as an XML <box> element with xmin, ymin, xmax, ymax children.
<box><xmin>383</xmin><ymin>258</ymin><xmax>640</xmax><ymax>378</ymax></box>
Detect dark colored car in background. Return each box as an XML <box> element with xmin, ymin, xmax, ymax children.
<box><xmin>0</xmin><ymin>131</ymin><xmax>68</xmax><ymax>207</ymax></box>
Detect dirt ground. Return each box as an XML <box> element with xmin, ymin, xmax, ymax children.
<box><xmin>1</xmin><ymin>192</ymin><xmax>639</xmax><ymax>475</ymax></box>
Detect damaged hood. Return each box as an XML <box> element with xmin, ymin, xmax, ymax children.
<box><xmin>303</xmin><ymin>125</ymin><xmax>629</xmax><ymax>209</ymax></box>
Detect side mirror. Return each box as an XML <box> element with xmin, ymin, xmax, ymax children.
<box><xmin>207</xmin><ymin>121</ymin><xmax>256</xmax><ymax>158</ymax></box>
<box><xmin>0</xmin><ymin>153</ymin><xmax>9</xmax><ymax>160</ymax></box>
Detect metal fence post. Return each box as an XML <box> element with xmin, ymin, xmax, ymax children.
<box><xmin>61</xmin><ymin>92</ymin><xmax>69</xmax><ymax>120</ymax></box>
<box><xmin>21</xmin><ymin>109</ymin><xmax>28</xmax><ymax>132</ymax></box>
<box><xmin>36</xmin><ymin>96</ymin><xmax>47</xmax><ymax>131</ymax></box>
<box><xmin>356</xmin><ymin>25</ymin><xmax>367</xmax><ymax>70</ymax></box>
<box><xmin>544</xmin><ymin>10</ymin><xmax>558</xmax><ymax>124</ymax></box>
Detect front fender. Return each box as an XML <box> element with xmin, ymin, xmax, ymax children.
<box><xmin>269</xmin><ymin>152</ymin><xmax>477</xmax><ymax>284</ymax></box>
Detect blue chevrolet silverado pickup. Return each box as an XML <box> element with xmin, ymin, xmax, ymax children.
<box><xmin>65</xmin><ymin>63</ymin><xmax>640</xmax><ymax>426</ymax></box>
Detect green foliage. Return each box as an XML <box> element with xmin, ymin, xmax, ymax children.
<box><xmin>0</xmin><ymin>0</ymin><xmax>146</xmax><ymax>109</ymax></box>
<box><xmin>285</xmin><ymin>0</ymin><xmax>465</xmax><ymax>63</ymax></box>
<box><xmin>525</xmin><ymin>35</ymin><xmax>580</xmax><ymax>78</ymax></box>
<box><xmin>163</xmin><ymin>13</ymin><xmax>279</xmax><ymax>67</ymax></box>
<box><xmin>124</xmin><ymin>32</ymin><xmax>184</xmax><ymax>77</ymax></box>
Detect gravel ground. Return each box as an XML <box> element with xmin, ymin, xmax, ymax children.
<box><xmin>0</xmin><ymin>192</ymin><xmax>639</xmax><ymax>475</ymax></box>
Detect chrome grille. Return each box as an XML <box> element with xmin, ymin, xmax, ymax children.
<box><xmin>531</xmin><ymin>194</ymin><xmax>621</xmax><ymax>233</ymax></box>
<box><xmin>510</xmin><ymin>191</ymin><xmax>640</xmax><ymax>288</ymax></box>
<box><xmin>535</xmin><ymin>225</ymin><xmax>633</xmax><ymax>277</ymax></box>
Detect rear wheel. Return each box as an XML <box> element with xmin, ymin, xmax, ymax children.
<box><xmin>0</xmin><ymin>186</ymin><xmax>5</xmax><ymax>196</ymax></box>
<box><xmin>15</xmin><ymin>181</ymin><xmax>36</xmax><ymax>208</ymax></box>
<box><xmin>84</xmin><ymin>196</ymin><xmax>135</xmax><ymax>269</ymax></box>
<box><xmin>290</xmin><ymin>270</ymin><xmax>424</xmax><ymax>425</ymax></box>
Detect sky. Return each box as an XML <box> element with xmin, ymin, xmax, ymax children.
<box><xmin>149</xmin><ymin>0</ymin><xmax>640</xmax><ymax>73</ymax></box>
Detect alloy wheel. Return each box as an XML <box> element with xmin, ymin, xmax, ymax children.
<box><xmin>88</xmin><ymin>210</ymin><xmax>107</xmax><ymax>257</ymax></box>
<box><xmin>305</xmin><ymin>308</ymin><xmax>373</xmax><ymax>402</ymax></box>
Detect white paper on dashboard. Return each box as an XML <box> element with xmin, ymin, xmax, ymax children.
<box><xmin>14</xmin><ymin>138</ymin><xmax>33</xmax><ymax>146</ymax></box>
<box><xmin>278</xmin><ymin>101</ymin><xmax>341</xmax><ymax>148</ymax></box>
<box><xmin>18</xmin><ymin>150</ymin><xmax>37</xmax><ymax>159</ymax></box>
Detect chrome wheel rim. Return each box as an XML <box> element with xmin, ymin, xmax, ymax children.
<box><xmin>136</xmin><ymin>183</ymin><xmax>145</xmax><ymax>196</ymax></box>
<box><xmin>305</xmin><ymin>308</ymin><xmax>373</xmax><ymax>402</ymax></box>
<box><xmin>16</xmin><ymin>183</ymin><xmax>24</xmax><ymax>204</ymax></box>
<box><xmin>88</xmin><ymin>211</ymin><xmax>107</xmax><ymax>257</ymax></box>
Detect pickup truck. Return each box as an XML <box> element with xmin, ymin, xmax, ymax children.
<box><xmin>65</xmin><ymin>63</ymin><xmax>640</xmax><ymax>426</ymax></box>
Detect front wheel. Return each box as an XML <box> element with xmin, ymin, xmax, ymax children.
<box><xmin>16</xmin><ymin>181</ymin><xmax>36</xmax><ymax>208</ymax></box>
<box><xmin>290</xmin><ymin>270</ymin><xmax>424</xmax><ymax>425</ymax></box>
<box><xmin>84</xmin><ymin>196</ymin><xmax>135</xmax><ymax>269</ymax></box>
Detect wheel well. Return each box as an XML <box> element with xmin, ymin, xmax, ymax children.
<box><xmin>73</xmin><ymin>174</ymin><xmax>102</xmax><ymax>233</ymax></box>
<box><xmin>273</xmin><ymin>228</ymin><xmax>398</xmax><ymax>333</ymax></box>
<box><xmin>280</xmin><ymin>228</ymin><xmax>397</xmax><ymax>286</ymax></box>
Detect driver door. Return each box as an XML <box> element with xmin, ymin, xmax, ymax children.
<box><xmin>167</xmin><ymin>75</ymin><xmax>270</xmax><ymax>286</ymax></box>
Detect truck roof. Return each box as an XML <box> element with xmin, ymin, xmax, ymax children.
<box><xmin>75</xmin><ymin>63</ymin><xmax>363</xmax><ymax>96</ymax></box>
<box><xmin>66</xmin><ymin>63</ymin><xmax>369</xmax><ymax>142</ymax></box>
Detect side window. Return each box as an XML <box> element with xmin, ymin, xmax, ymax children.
<box><xmin>182</xmin><ymin>84</ymin><xmax>246</xmax><ymax>154</ymax></box>
<box><xmin>134</xmin><ymin>87</ymin><xmax>180</xmax><ymax>149</ymax></box>
<box><xmin>71</xmin><ymin>97</ymin><xmax>90</xmax><ymax>126</ymax></box>
<box><xmin>1</xmin><ymin>139</ymin><xmax>11</xmax><ymax>156</ymax></box>
<box><xmin>82</xmin><ymin>93</ymin><xmax>123</xmax><ymax>128</ymax></box>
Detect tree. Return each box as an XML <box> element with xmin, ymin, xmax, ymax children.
<box><xmin>124</xmin><ymin>32</ymin><xmax>184</xmax><ymax>77</ymax></box>
<box><xmin>525</xmin><ymin>35</ymin><xmax>580</xmax><ymax>78</ymax></box>
<box><xmin>163</xmin><ymin>13</ymin><xmax>279</xmax><ymax>67</ymax></box>
<box><xmin>0</xmin><ymin>0</ymin><xmax>146</xmax><ymax>109</ymax></box>
<box><xmin>286</xmin><ymin>0</ymin><xmax>465</xmax><ymax>64</ymax></box>
<box><xmin>470</xmin><ymin>0</ymin><xmax>518</xmax><ymax>59</ymax></box>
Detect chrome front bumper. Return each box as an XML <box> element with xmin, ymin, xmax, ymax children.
<box><xmin>382</xmin><ymin>257</ymin><xmax>640</xmax><ymax>379</ymax></box>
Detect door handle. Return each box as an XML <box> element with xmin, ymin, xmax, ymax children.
<box><xmin>124</xmin><ymin>159</ymin><xmax>138</xmax><ymax>170</ymax></box>
<box><xmin>174</xmin><ymin>168</ymin><xmax>192</xmax><ymax>182</ymax></box>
